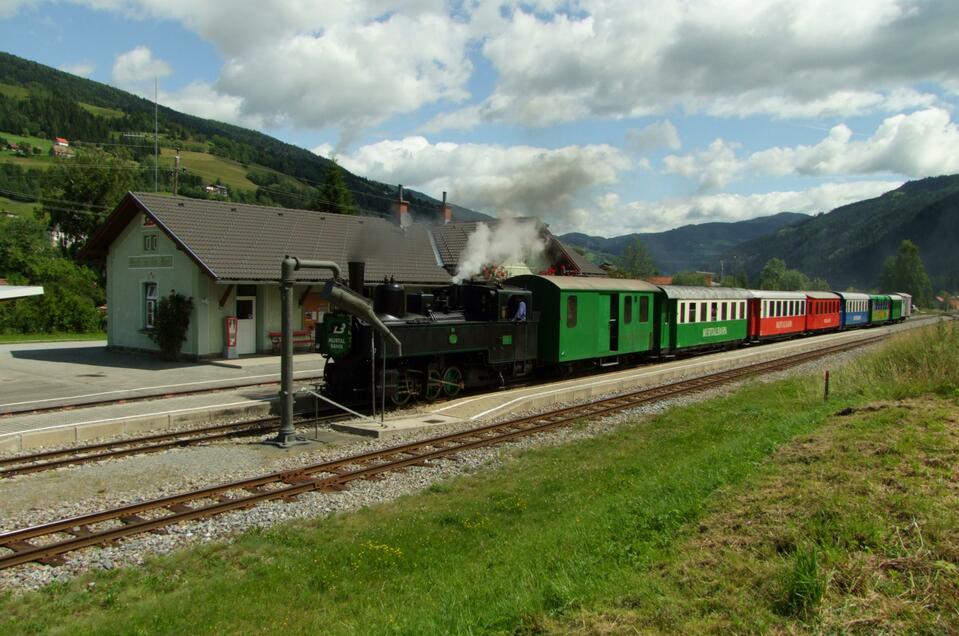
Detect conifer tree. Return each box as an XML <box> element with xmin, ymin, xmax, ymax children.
<box><xmin>880</xmin><ymin>240</ymin><xmax>932</xmax><ymax>307</ymax></box>
<box><xmin>318</xmin><ymin>159</ymin><xmax>356</xmax><ymax>215</ymax></box>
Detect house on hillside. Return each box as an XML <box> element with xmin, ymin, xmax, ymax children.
<box><xmin>204</xmin><ymin>184</ymin><xmax>228</xmax><ymax>197</ymax></box>
<box><xmin>50</xmin><ymin>137</ymin><xmax>74</xmax><ymax>158</ymax></box>
<box><xmin>81</xmin><ymin>192</ymin><xmax>602</xmax><ymax>359</ymax></box>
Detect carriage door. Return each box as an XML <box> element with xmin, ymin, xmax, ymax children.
<box><xmin>600</xmin><ymin>293</ymin><xmax>619</xmax><ymax>352</ymax></box>
<box><xmin>235</xmin><ymin>286</ymin><xmax>257</xmax><ymax>355</ymax></box>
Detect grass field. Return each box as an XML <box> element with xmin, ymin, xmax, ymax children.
<box><xmin>0</xmin><ymin>82</ymin><xmax>29</xmax><ymax>99</ymax></box>
<box><xmin>0</xmin><ymin>322</ymin><xmax>956</xmax><ymax>634</ymax></box>
<box><xmin>0</xmin><ymin>195</ymin><xmax>38</xmax><ymax>216</ymax></box>
<box><xmin>0</xmin><ymin>331</ymin><xmax>105</xmax><ymax>344</ymax></box>
<box><xmin>78</xmin><ymin>102</ymin><xmax>124</xmax><ymax>119</ymax></box>
<box><xmin>156</xmin><ymin>149</ymin><xmax>259</xmax><ymax>191</ymax></box>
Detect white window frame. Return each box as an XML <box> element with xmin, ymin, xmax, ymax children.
<box><xmin>144</xmin><ymin>282</ymin><xmax>158</xmax><ymax>329</ymax></box>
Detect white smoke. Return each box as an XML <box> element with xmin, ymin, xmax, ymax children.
<box><xmin>453</xmin><ymin>219</ymin><xmax>547</xmax><ymax>283</ymax></box>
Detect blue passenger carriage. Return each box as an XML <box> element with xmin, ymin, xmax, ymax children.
<box><xmin>835</xmin><ymin>291</ymin><xmax>870</xmax><ymax>328</ymax></box>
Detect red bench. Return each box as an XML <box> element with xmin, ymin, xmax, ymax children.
<box><xmin>268</xmin><ymin>329</ymin><xmax>314</xmax><ymax>353</ymax></box>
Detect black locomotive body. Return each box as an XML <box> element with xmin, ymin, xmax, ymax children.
<box><xmin>319</xmin><ymin>277</ymin><xmax>537</xmax><ymax>405</ymax></box>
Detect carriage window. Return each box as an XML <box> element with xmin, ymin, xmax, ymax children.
<box><xmin>624</xmin><ymin>296</ymin><xmax>633</xmax><ymax>324</ymax></box>
<box><xmin>688</xmin><ymin>302</ymin><xmax>695</xmax><ymax>323</ymax></box>
<box><xmin>640</xmin><ymin>296</ymin><xmax>649</xmax><ymax>322</ymax></box>
<box><xmin>711</xmin><ymin>302</ymin><xmax>718</xmax><ymax>321</ymax></box>
<box><xmin>566</xmin><ymin>295</ymin><xmax>577</xmax><ymax>328</ymax></box>
<box><xmin>721</xmin><ymin>302</ymin><xmax>727</xmax><ymax>321</ymax></box>
<box><xmin>700</xmin><ymin>302</ymin><xmax>707</xmax><ymax>322</ymax></box>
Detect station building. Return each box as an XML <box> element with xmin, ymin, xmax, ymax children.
<box><xmin>82</xmin><ymin>192</ymin><xmax>601</xmax><ymax>359</ymax></box>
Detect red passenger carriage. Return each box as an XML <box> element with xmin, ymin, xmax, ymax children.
<box><xmin>804</xmin><ymin>291</ymin><xmax>841</xmax><ymax>332</ymax></box>
<box><xmin>747</xmin><ymin>290</ymin><xmax>807</xmax><ymax>340</ymax></box>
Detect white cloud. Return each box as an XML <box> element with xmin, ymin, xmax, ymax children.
<box><xmin>10</xmin><ymin>0</ymin><xmax>959</xmax><ymax>138</ymax></box>
<box><xmin>625</xmin><ymin>120</ymin><xmax>681</xmax><ymax>154</ymax></box>
<box><xmin>750</xmin><ymin>107</ymin><xmax>959</xmax><ymax>177</ymax></box>
<box><xmin>158</xmin><ymin>81</ymin><xmax>265</xmax><ymax>129</ymax></box>
<box><xmin>664</xmin><ymin>139</ymin><xmax>744</xmax><ymax>191</ymax></box>
<box><xmin>111</xmin><ymin>46</ymin><xmax>171</xmax><ymax>85</ymax></box>
<box><xmin>336</xmin><ymin>136</ymin><xmax>631</xmax><ymax>220</ymax></box>
<box><xmin>666</xmin><ymin>108</ymin><xmax>959</xmax><ymax>188</ymax></box>
<box><xmin>430</xmin><ymin>0</ymin><xmax>958</xmax><ymax>130</ymax></box>
<box><xmin>59</xmin><ymin>61</ymin><xmax>95</xmax><ymax>77</ymax></box>
<box><xmin>566</xmin><ymin>180</ymin><xmax>904</xmax><ymax>236</ymax></box>
<box><xmin>312</xmin><ymin>143</ymin><xmax>335</xmax><ymax>159</ymax></box>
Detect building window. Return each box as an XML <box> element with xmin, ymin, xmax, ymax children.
<box><xmin>624</xmin><ymin>296</ymin><xmax>632</xmax><ymax>324</ymax></box>
<box><xmin>566</xmin><ymin>295</ymin><xmax>577</xmax><ymax>328</ymax></box>
<box><xmin>640</xmin><ymin>296</ymin><xmax>649</xmax><ymax>322</ymax></box>
<box><xmin>144</xmin><ymin>282</ymin><xmax>158</xmax><ymax>329</ymax></box>
<box><xmin>142</xmin><ymin>232</ymin><xmax>158</xmax><ymax>252</ymax></box>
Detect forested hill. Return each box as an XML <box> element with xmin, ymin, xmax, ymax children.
<box><xmin>560</xmin><ymin>212</ymin><xmax>808</xmax><ymax>274</ymax></box>
<box><xmin>726</xmin><ymin>175</ymin><xmax>959</xmax><ymax>291</ymax></box>
<box><xmin>0</xmin><ymin>52</ymin><xmax>489</xmax><ymax>222</ymax></box>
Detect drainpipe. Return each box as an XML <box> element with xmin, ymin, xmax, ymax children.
<box><xmin>266</xmin><ymin>257</ymin><xmax>342</xmax><ymax>448</ymax></box>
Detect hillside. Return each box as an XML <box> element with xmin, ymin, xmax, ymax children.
<box><xmin>560</xmin><ymin>212</ymin><xmax>808</xmax><ymax>274</ymax></box>
<box><xmin>727</xmin><ymin>176</ymin><xmax>959</xmax><ymax>291</ymax></box>
<box><xmin>0</xmin><ymin>52</ymin><xmax>490</xmax><ymax>223</ymax></box>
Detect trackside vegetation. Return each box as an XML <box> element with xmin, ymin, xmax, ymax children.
<box><xmin>0</xmin><ymin>322</ymin><xmax>956</xmax><ymax>634</ymax></box>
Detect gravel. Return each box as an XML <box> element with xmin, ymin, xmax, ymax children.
<box><xmin>0</xmin><ymin>324</ymin><xmax>916</xmax><ymax>592</ymax></box>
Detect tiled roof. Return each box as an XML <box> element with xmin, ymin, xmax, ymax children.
<box><xmin>83</xmin><ymin>194</ymin><xmax>609</xmax><ymax>286</ymax></box>
<box><xmin>552</xmin><ymin>239</ymin><xmax>605</xmax><ymax>276</ymax></box>
<box><xmin>85</xmin><ymin>193</ymin><xmax>451</xmax><ymax>284</ymax></box>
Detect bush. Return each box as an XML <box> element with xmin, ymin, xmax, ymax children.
<box><xmin>148</xmin><ymin>292</ymin><xmax>193</xmax><ymax>360</ymax></box>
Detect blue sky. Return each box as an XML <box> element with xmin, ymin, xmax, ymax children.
<box><xmin>2</xmin><ymin>0</ymin><xmax>958</xmax><ymax>236</ymax></box>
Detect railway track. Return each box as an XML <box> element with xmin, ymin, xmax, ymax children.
<box><xmin>0</xmin><ymin>418</ymin><xmax>283</xmax><ymax>478</ymax></box>
<box><xmin>0</xmin><ymin>334</ymin><xmax>884</xmax><ymax>571</ymax></box>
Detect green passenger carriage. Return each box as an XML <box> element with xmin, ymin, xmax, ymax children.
<box><xmin>657</xmin><ymin>286</ymin><xmax>752</xmax><ymax>353</ymax></box>
<box><xmin>888</xmin><ymin>294</ymin><xmax>904</xmax><ymax>321</ymax></box>
<box><xmin>870</xmin><ymin>294</ymin><xmax>891</xmax><ymax>324</ymax></box>
<box><xmin>506</xmin><ymin>275</ymin><xmax>659</xmax><ymax>366</ymax></box>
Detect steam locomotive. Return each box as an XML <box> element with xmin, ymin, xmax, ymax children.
<box><xmin>318</xmin><ymin>271</ymin><xmax>536</xmax><ymax>405</ymax></box>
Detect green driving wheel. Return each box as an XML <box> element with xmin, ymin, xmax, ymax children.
<box><xmin>442</xmin><ymin>366</ymin><xmax>463</xmax><ymax>397</ymax></box>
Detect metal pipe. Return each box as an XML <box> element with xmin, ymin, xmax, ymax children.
<box><xmin>267</xmin><ymin>256</ymin><xmax>341</xmax><ymax>447</ymax></box>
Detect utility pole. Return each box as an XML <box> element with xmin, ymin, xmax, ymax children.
<box><xmin>173</xmin><ymin>147</ymin><xmax>180</xmax><ymax>196</ymax></box>
<box><xmin>154</xmin><ymin>77</ymin><xmax>159</xmax><ymax>192</ymax></box>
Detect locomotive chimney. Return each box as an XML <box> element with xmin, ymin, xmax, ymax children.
<box><xmin>347</xmin><ymin>260</ymin><xmax>366</xmax><ymax>296</ymax></box>
<box><xmin>440</xmin><ymin>191</ymin><xmax>452</xmax><ymax>225</ymax></box>
<box><xmin>391</xmin><ymin>184</ymin><xmax>412</xmax><ymax>228</ymax></box>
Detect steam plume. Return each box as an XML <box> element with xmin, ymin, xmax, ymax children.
<box><xmin>453</xmin><ymin>219</ymin><xmax>546</xmax><ymax>283</ymax></box>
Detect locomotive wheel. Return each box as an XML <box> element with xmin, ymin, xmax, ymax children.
<box><xmin>423</xmin><ymin>368</ymin><xmax>443</xmax><ymax>401</ymax></box>
<box><xmin>390</xmin><ymin>371</ymin><xmax>415</xmax><ymax>406</ymax></box>
<box><xmin>442</xmin><ymin>366</ymin><xmax>464</xmax><ymax>398</ymax></box>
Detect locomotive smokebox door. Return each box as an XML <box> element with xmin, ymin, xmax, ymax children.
<box><xmin>320</xmin><ymin>313</ymin><xmax>353</xmax><ymax>358</ymax></box>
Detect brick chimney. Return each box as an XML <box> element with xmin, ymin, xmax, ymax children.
<box><xmin>392</xmin><ymin>184</ymin><xmax>412</xmax><ymax>228</ymax></box>
<box><xmin>439</xmin><ymin>191</ymin><xmax>452</xmax><ymax>225</ymax></box>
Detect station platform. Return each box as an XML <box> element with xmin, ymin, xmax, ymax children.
<box><xmin>0</xmin><ymin>340</ymin><xmax>327</xmax><ymax>452</ymax></box>
<box><xmin>0</xmin><ymin>340</ymin><xmax>325</xmax><ymax>416</ymax></box>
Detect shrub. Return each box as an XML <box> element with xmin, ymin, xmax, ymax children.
<box><xmin>148</xmin><ymin>292</ymin><xmax>193</xmax><ymax>360</ymax></box>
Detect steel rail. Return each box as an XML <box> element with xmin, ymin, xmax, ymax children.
<box><xmin>0</xmin><ymin>418</ymin><xmax>282</xmax><ymax>478</ymax></box>
<box><xmin>0</xmin><ymin>334</ymin><xmax>884</xmax><ymax>570</ymax></box>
